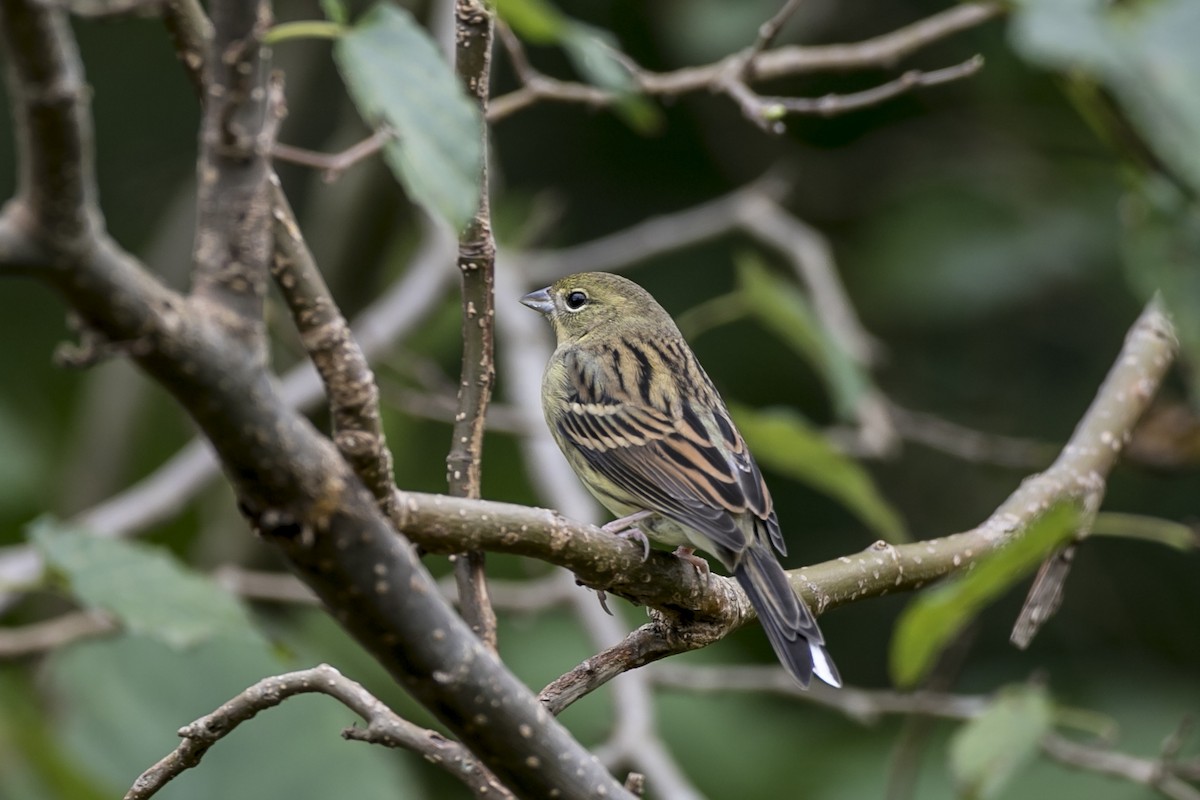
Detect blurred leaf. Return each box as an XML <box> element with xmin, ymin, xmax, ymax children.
<box><xmin>1091</xmin><ymin>511</ymin><xmax>1198</xmax><ymax>551</ymax></box>
<box><xmin>732</xmin><ymin>405</ymin><xmax>907</xmax><ymax>543</ymax></box>
<box><xmin>335</xmin><ymin>3</ymin><xmax>482</xmax><ymax>230</ymax></box>
<box><xmin>890</xmin><ymin>502</ymin><xmax>1079</xmax><ymax>687</ymax></box>
<box><xmin>30</xmin><ymin>519</ymin><xmax>269</xmax><ymax>651</ymax></box>
<box><xmin>319</xmin><ymin>0</ymin><xmax>348</xmax><ymax>25</ymax></box>
<box><xmin>738</xmin><ymin>255</ymin><xmax>869</xmax><ymax>421</ymax></box>
<box><xmin>493</xmin><ymin>0</ymin><xmax>566</xmax><ymax>43</ymax></box>
<box><xmin>49</xmin><ymin>634</ymin><xmax>416</xmax><ymax>800</ymax></box>
<box><xmin>1120</xmin><ymin>179</ymin><xmax>1200</xmax><ymax>402</ymax></box>
<box><xmin>0</xmin><ymin>402</ymin><xmax>45</xmax><ymax>514</ymax></box>
<box><xmin>1011</xmin><ymin>0</ymin><xmax>1200</xmax><ymax>196</ymax></box>
<box><xmin>0</xmin><ymin>668</ymin><xmax>110</xmax><ymax>800</ymax></box>
<box><xmin>949</xmin><ymin>684</ymin><xmax>1053</xmax><ymax>800</ymax></box>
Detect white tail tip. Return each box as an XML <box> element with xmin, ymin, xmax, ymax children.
<box><xmin>810</xmin><ymin>643</ymin><xmax>842</xmax><ymax>688</ymax></box>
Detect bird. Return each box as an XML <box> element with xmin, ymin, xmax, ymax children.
<box><xmin>521</xmin><ymin>271</ymin><xmax>840</xmax><ymax>688</ymax></box>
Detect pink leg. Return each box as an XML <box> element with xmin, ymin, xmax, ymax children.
<box><xmin>602</xmin><ymin>511</ymin><xmax>653</xmax><ymax>560</ymax></box>
<box><xmin>601</xmin><ymin>510</ymin><xmax>653</xmax><ymax>534</ymax></box>
<box><xmin>673</xmin><ymin>546</ymin><xmax>710</xmax><ymax>576</ymax></box>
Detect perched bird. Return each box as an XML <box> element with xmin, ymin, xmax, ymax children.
<box><xmin>521</xmin><ymin>272</ymin><xmax>840</xmax><ymax>688</ymax></box>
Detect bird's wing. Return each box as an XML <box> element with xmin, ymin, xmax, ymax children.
<box><xmin>556</xmin><ymin>394</ymin><xmax>782</xmax><ymax>557</ymax></box>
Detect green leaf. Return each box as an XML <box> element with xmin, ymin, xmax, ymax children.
<box><xmin>732</xmin><ymin>405</ymin><xmax>907</xmax><ymax>543</ymax></box>
<box><xmin>737</xmin><ymin>255</ymin><xmax>869</xmax><ymax>421</ymax></box>
<box><xmin>492</xmin><ymin>0</ymin><xmax>660</xmax><ymax>133</ymax></box>
<box><xmin>30</xmin><ymin>519</ymin><xmax>268</xmax><ymax>651</ymax></box>
<box><xmin>493</xmin><ymin>0</ymin><xmax>567</xmax><ymax>43</ymax></box>
<box><xmin>1091</xmin><ymin>511</ymin><xmax>1198</xmax><ymax>551</ymax></box>
<box><xmin>949</xmin><ymin>684</ymin><xmax>1053</xmax><ymax>800</ymax></box>
<box><xmin>319</xmin><ymin>0</ymin><xmax>348</xmax><ymax>26</ymax></box>
<box><xmin>889</xmin><ymin>502</ymin><xmax>1079</xmax><ymax>687</ymax></box>
<box><xmin>1010</xmin><ymin>0</ymin><xmax>1200</xmax><ymax>197</ymax></box>
<box><xmin>335</xmin><ymin>3</ymin><xmax>483</xmax><ymax>230</ymax></box>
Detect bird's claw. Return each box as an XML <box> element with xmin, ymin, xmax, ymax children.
<box><xmin>618</xmin><ymin>528</ymin><xmax>651</xmax><ymax>561</ymax></box>
<box><xmin>673</xmin><ymin>546</ymin><xmax>710</xmax><ymax>579</ymax></box>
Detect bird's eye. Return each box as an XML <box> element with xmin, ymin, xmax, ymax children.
<box><xmin>565</xmin><ymin>290</ymin><xmax>589</xmax><ymax>310</ymax></box>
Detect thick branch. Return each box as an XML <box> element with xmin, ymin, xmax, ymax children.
<box><xmin>0</xmin><ymin>2</ymin><xmax>630</xmax><ymax>795</ymax></box>
<box><xmin>0</xmin><ymin>0</ymin><xmax>100</xmax><ymax>256</ymax></box>
<box><xmin>190</xmin><ymin>0</ymin><xmax>275</xmax><ymax>336</ymax></box>
<box><xmin>269</xmin><ymin>180</ymin><xmax>397</xmax><ymax>515</ymax></box>
<box><xmin>449</xmin><ymin>0</ymin><xmax>499</xmax><ymax>651</ymax></box>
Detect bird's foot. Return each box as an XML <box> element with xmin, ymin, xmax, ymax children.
<box><xmin>602</xmin><ymin>510</ymin><xmax>653</xmax><ymax>535</ymax></box>
<box><xmin>616</xmin><ymin>528</ymin><xmax>651</xmax><ymax>561</ymax></box>
<box><xmin>602</xmin><ymin>511</ymin><xmax>653</xmax><ymax>560</ymax></box>
<box><xmin>673</xmin><ymin>546</ymin><xmax>710</xmax><ymax>577</ymax></box>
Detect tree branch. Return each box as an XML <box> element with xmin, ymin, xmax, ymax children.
<box><xmin>489</xmin><ymin>2</ymin><xmax>1003</xmax><ymax>124</ymax></box>
<box><xmin>448</xmin><ymin>0</ymin><xmax>499</xmax><ymax>652</ymax></box>
<box><xmin>190</xmin><ymin>0</ymin><xmax>276</xmax><ymax>335</ymax></box>
<box><xmin>269</xmin><ymin>180</ymin><xmax>398</xmax><ymax>516</ymax></box>
<box><xmin>0</xmin><ymin>1</ymin><xmax>631</xmax><ymax>795</ymax></box>
<box><xmin>125</xmin><ymin>664</ymin><xmax>513</xmax><ymax>800</ymax></box>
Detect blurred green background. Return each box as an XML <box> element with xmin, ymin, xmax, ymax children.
<box><xmin>0</xmin><ymin>0</ymin><xmax>1197</xmax><ymax>798</ymax></box>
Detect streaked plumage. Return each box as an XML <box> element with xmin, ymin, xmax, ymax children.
<box><xmin>521</xmin><ymin>272</ymin><xmax>840</xmax><ymax>688</ymax></box>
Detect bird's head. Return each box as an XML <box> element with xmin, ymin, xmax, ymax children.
<box><xmin>520</xmin><ymin>271</ymin><xmax>671</xmax><ymax>344</ymax></box>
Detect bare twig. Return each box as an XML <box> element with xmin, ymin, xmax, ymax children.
<box><xmin>271</xmin><ymin>127</ymin><xmax>393</xmax><ymax>182</ymax></box>
<box><xmin>888</xmin><ymin>402</ymin><xmax>1057</xmax><ymax>469</ymax></box>
<box><xmin>765</xmin><ymin>55</ymin><xmax>985</xmax><ymax>118</ymax></box>
<box><xmin>1041</xmin><ymin>733</ymin><xmax>1200</xmax><ymax>800</ymax></box>
<box><xmin>448</xmin><ymin>0</ymin><xmax>499</xmax><ymax>652</ymax></box>
<box><xmin>489</xmin><ymin>3</ymin><xmax>1003</xmax><ymax>124</ymax></box>
<box><xmin>0</xmin><ymin>610</ymin><xmax>116</xmax><ymax>657</ymax></box>
<box><xmin>124</xmin><ymin>664</ymin><xmax>513</xmax><ymax>800</ymax></box>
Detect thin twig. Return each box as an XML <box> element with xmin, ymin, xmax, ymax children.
<box><xmin>489</xmin><ymin>3</ymin><xmax>1003</xmax><ymax>123</ymax></box>
<box><xmin>0</xmin><ymin>610</ymin><xmax>116</xmax><ymax>657</ymax></box>
<box><xmin>448</xmin><ymin>0</ymin><xmax>499</xmax><ymax>652</ymax></box>
<box><xmin>124</xmin><ymin>664</ymin><xmax>512</xmax><ymax>800</ymax></box>
<box><xmin>888</xmin><ymin>402</ymin><xmax>1058</xmax><ymax>469</ymax></box>
<box><xmin>766</xmin><ymin>55</ymin><xmax>985</xmax><ymax>117</ymax></box>
<box><xmin>1041</xmin><ymin>734</ymin><xmax>1200</xmax><ymax>800</ymax></box>
<box><xmin>271</xmin><ymin>127</ymin><xmax>393</xmax><ymax>182</ymax></box>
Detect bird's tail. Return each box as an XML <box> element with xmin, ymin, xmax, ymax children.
<box><xmin>733</xmin><ymin>544</ymin><xmax>841</xmax><ymax>688</ymax></box>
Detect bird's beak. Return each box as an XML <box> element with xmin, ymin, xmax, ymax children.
<box><xmin>520</xmin><ymin>287</ymin><xmax>554</xmax><ymax>315</ymax></box>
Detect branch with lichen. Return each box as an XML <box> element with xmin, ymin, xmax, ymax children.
<box><xmin>447</xmin><ymin>0</ymin><xmax>500</xmax><ymax>653</ymax></box>
<box><xmin>125</xmin><ymin>664</ymin><xmax>513</xmax><ymax>800</ymax></box>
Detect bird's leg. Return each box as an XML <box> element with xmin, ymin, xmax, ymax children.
<box><xmin>601</xmin><ymin>509</ymin><xmax>653</xmax><ymax>534</ymax></box>
<box><xmin>602</xmin><ymin>510</ymin><xmax>653</xmax><ymax>560</ymax></box>
<box><xmin>673</xmin><ymin>546</ymin><xmax>711</xmax><ymax>577</ymax></box>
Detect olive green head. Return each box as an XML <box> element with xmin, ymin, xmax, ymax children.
<box><xmin>520</xmin><ymin>272</ymin><xmax>674</xmax><ymax>344</ymax></box>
